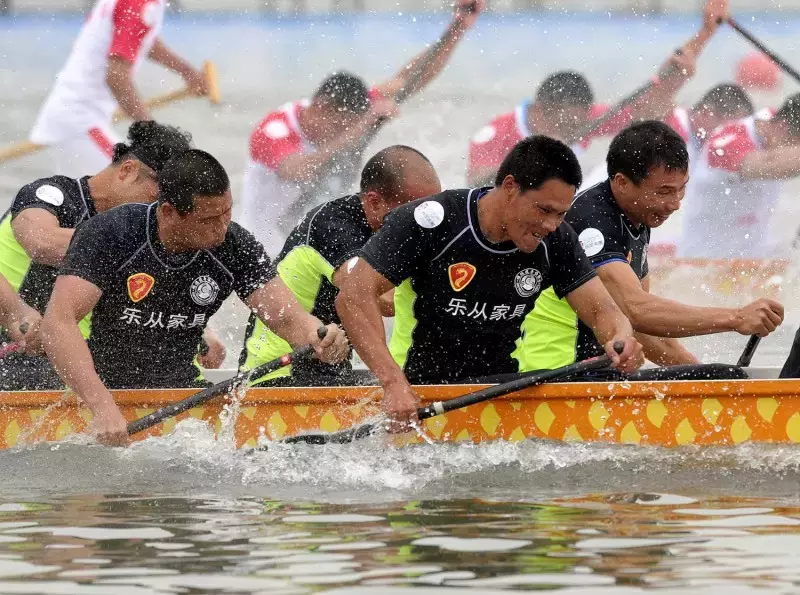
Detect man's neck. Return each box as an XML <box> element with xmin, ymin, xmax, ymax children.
<box><xmin>608</xmin><ymin>179</ymin><xmax>644</xmax><ymax>227</ymax></box>
<box><xmin>155</xmin><ymin>209</ymin><xmax>190</xmax><ymax>254</ymax></box>
<box><xmin>86</xmin><ymin>172</ymin><xmax>114</xmax><ymax>213</ymax></box>
<box><xmin>476</xmin><ymin>189</ymin><xmax>508</xmax><ymax>244</ymax></box>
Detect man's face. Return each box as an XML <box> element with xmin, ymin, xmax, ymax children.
<box><xmin>552</xmin><ymin>105</ymin><xmax>592</xmax><ymax>143</ymax></box>
<box><xmin>616</xmin><ymin>166</ymin><xmax>688</xmax><ymax>228</ymax></box>
<box><xmin>172</xmin><ymin>191</ymin><xmax>233</xmax><ymax>250</ymax></box>
<box><xmin>693</xmin><ymin>105</ymin><xmax>751</xmax><ymax>139</ymax></box>
<box><xmin>315</xmin><ymin>104</ymin><xmax>364</xmax><ymax>143</ymax></box>
<box><xmin>503</xmin><ymin>178</ymin><xmax>575</xmax><ymax>253</ymax></box>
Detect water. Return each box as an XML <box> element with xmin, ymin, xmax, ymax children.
<box><xmin>3</xmin><ymin>13</ymin><xmax>800</xmax><ymax>592</ymax></box>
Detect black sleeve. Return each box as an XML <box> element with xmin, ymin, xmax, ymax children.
<box><xmin>567</xmin><ymin>208</ymin><xmax>629</xmax><ymax>268</ymax></box>
<box><xmin>549</xmin><ymin>223</ymin><xmax>597</xmax><ymax>299</ymax></box>
<box><xmin>225</xmin><ymin>223</ymin><xmax>276</xmax><ymax>300</ymax></box>
<box><xmin>359</xmin><ymin>199</ymin><xmax>445</xmax><ymax>286</ymax></box>
<box><xmin>59</xmin><ymin>213</ymin><xmax>132</xmax><ymax>291</ymax></box>
<box><xmin>10</xmin><ymin>179</ymin><xmax>75</xmax><ymax>223</ymax></box>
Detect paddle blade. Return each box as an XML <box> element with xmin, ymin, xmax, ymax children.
<box><xmin>203</xmin><ymin>61</ymin><xmax>221</xmax><ymax>104</ymax></box>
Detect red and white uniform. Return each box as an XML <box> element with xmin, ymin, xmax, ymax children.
<box><xmin>677</xmin><ymin>109</ymin><xmax>780</xmax><ymax>259</ymax></box>
<box><xmin>30</xmin><ymin>0</ymin><xmax>165</xmax><ymax>177</ymax></box>
<box><xmin>468</xmin><ymin>100</ymin><xmax>629</xmax><ymax>185</ymax></box>
<box><xmin>241</xmin><ymin>90</ymin><xmax>381</xmax><ymax>257</ymax></box>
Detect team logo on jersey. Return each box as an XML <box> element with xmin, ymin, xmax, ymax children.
<box><xmin>190</xmin><ymin>276</ymin><xmax>219</xmax><ymax>306</ymax></box>
<box><xmin>578</xmin><ymin>228</ymin><xmax>605</xmax><ymax>257</ymax></box>
<box><xmin>448</xmin><ymin>262</ymin><xmax>477</xmax><ymax>292</ymax></box>
<box><xmin>514</xmin><ymin>268</ymin><xmax>542</xmax><ymax>298</ymax></box>
<box><xmin>127</xmin><ymin>273</ymin><xmax>155</xmax><ymax>303</ymax></box>
<box><xmin>35</xmin><ymin>185</ymin><xmax>64</xmax><ymax>207</ymax></box>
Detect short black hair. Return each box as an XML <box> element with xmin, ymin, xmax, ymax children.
<box><xmin>773</xmin><ymin>92</ymin><xmax>800</xmax><ymax>137</ymax></box>
<box><xmin>495</xmin><ymin>135</ymin><xmax>583</xmax><ymax>190</ymax></box>
<box><xmin>158</xmin><ymin>149</ymin><xmax>229</xmax><ymax>215</ymax></box>
<box><xmin>607</xmin><ymin>121</ymin><xmax>689</xmax><ymax>185</ymax></box>
<box><xmin>112</xmin><ymin>120</ymin><xmax>193</xmax><ymax>172</ymax></box>
<box><xmin>313</xmin><ymin>71</ymin><xmax>370</xmax><ymax>114</ymax></box>
<box><xmin>535</xmin><ymin>71</ymin><xmax>594</xmax><ymax>108</ymax></box>
<box><xmin>360</xmin><ymin>145</ymin><xmax>433</xmax><ymax>197</ymax></box>
<box><xmin>693</xmin><ymin>83</ymin><xmax>753</xmax><ymax>117</ymax></box>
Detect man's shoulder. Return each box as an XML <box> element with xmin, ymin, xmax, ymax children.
<box><xmin>85</xmin><ymin>202</ymin><xmax>149</xmax><ymax>235</ymax></box>
<box><xmin>16</xmin><ymin>175</ymin><xmax>79</xmax><ymax>205</ymax></box>
<box><xmin>249</xmin><ymin>102</ymin><xmax>306</xmax><ymax>167</ymax></box>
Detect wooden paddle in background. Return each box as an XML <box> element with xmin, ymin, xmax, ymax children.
<box><xmin>0</xmin><ymin>61</ymin><xmax>221</xmax><ymax>164</ymax></box>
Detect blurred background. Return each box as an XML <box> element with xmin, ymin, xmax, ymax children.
<box><xmin>0</xmin><ymin>0</ymin><xmax>798</xmax><ymax>366</ymax></box>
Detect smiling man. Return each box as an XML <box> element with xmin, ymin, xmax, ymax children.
<box><xmin>521</xmin><ymin>121</ymin><xmax>784</xmax><ymax>371</ymax></box>
<box><xmin>336</xmin><ymin>136</ymin><xmax>644</xmax><ymax>431</ymax></box>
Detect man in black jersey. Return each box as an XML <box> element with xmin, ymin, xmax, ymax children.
<box><xmin>523</xmin><ymin>121</ymin><xmax>784</xmax><ymax>372</ymax></box>
<box><xmin>239</xmin><ymin>145</ymin><xmax>442</xmax><ymax>386</ymax></box>
<box><xmin>337</xmin><ymin>136</ymin><xmax>643</xmax><ymax>430</ymax></box>
<box><xmin>0</xmin><ymin>121</ymin><xmax>230</xmax><ymax>390</ymax></box>
<box><xmin>42</xmin><ymin>150</ymin><xmax>349</xmax><ymax>445</ymax></box>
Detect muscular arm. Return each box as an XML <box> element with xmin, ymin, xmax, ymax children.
<box><xmin>12</xmin><ymin>209</ymin><xmax>74</xmax><ymax>267</ymax></box>
<box><xmin>332</xmin><ymin>258</ymin><xmax>395</xmax><ymax>317</ymax></box>
<box><xmin>740</xmin><ymin>146</ymin><xmax>800</xmax><ymax>180</ymax></box>
<box><xmin>246</xmin><ymin>277</ymin><xmax>324</xmax><ymax>348</ymax></box>
<box><xmin>106</xmin><ymin>56</ymin><xmax>152</xmax><ymax>121</ymax></box>
<box><xmin>41</xmin><ymin>276</ymin><xmax>110</xmax><ymax>413</ymax></box>
<box><xmin>335</xmin><ymin>259</ymin><xmax>403</xmax><ymax>386</ymax></box>
<box><xmin>148</xmin><ymin>37</ymin><xmax>195</xmax><ymax>78</ymax></box>
<box><xmin>596</xmin><ymin>261</ymin><xmax>740</xmax><ymax>337</ymax></box>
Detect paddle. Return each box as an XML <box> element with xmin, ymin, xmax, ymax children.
<box><xmin>736</xmin><ymin>335</ymin><xmax>762</xmax><ymax>368</ymax></box>
<box><xmin>0</xmin><ymin>61</ymin><xmax>221</xmax><ymax>164</ymax></box>
<box><xmin>264</xmin><ymin>342</ymin><xmax>625</xmax><ymax>447</ymax></box>
<box><xmin>725</xmin><ymin>17</ymin><xmax>800</xmax><ymax>84</ymax></box>
<box><xmin>126</xmin><ymin>326</ymin><xmax>327</xmax><ymax>436</ymax></box>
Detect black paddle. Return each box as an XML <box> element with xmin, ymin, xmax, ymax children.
<box><xmin>725</xmin><ymin>17</ymin><xmax>800</xmax><ymax>85</ymax></box>
<box><xmin>127</xmin><ymin>327</ymin><xmax>328</xmax><ymax>436</ymax></box>
<box><xmin>261</xmin><ymin>341</ymin><xmax>625</xmax><ymax>447</ymax></box>
<box><xmin>736</xmin><ymin>334</ymin><xmax>762</xmax><ymax>368</ymax></box>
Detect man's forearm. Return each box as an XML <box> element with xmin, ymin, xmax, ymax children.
<box><xmin>337</xmin><ymin>290</ymin><xmax>406</xmax><ymax>387</ymax></box>
<box><xmin>588</xmin><ymin>301</ymin><xmax>635</xmax><ymax>345</ymax></box>
<box><xmin>148</xmin><ymin>38</ymin><xmax>194</xmax><ymax>77</ymax></box>
<box><xmin>624</xmin><ymin>294</ymin><xmax>739</xmax><ymax>337</ymax></box>
<box><xmin>106</xmin><ymin>60</ymin><xmax>151</xmax><ymax>121</ymax></box>
<box><xmin>42</xmin><ymin>313</ymin><xmax>111</xmax><ymax>414</ymax></box>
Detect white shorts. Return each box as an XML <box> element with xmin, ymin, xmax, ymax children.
<box><xmin>49</xmin><ymin>125</ymin><xmax>119</xmax><ymax>179</ymax></box>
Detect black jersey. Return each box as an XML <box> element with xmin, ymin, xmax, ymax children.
<box><xmin>521</xmin><ymin>179</ymin><xmax>650</xmax><ymax>370</ymax></box>
<box><xmin>0</xmin><ymin>175</ymin><xmax>96</xmax><ymax>314</ymax></box>
<box><xmin>359</xmin><ymin>188</ymin><xmax>596</xmax><ymax>384</ymax></box>
<box><xmin>60</xmin><ymin>203</ymin><xmax>274</xmax><ymax>389</ymax></box>
<box><xmin>240</xmin><ymin>194</ymin><xmax>372</xmax><ymax>384</ymax></box>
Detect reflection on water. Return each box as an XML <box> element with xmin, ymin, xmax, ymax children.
<box><xmin>0</xmin><ymin>492</ymin><xmax>797</xmax><ymax>593</ymax></box>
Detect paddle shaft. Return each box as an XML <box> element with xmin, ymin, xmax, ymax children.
<box><xmin>0</xmin><ymin>61</ymin><xmax>219</xmax><ymax>164</ymax></box>
<box><xmin>279</xmin><ymin>343</ymin><xmax>623</xmax><ymax>446</ymax></box>
<box><xmin>736</xmin><ymin>335</ymin><xmax>762</xmax><ymax>368</ymax></box>
<box><xmin>726</xmin><ymin>18</ymin><xmax>800</xmax><ymax>84</ymax></box>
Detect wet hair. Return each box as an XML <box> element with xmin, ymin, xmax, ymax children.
<box><xmin>693</xmin><ymin>83</ymin><xmax>753</xmax><ymax>118</ymax></box>
<box><xmin>535</xmin><ymin>71</ymin><xmax>594</xmax><ymax>108</ymax></box>
<box><xmin>773</xmin><ymin>92</ymin><xmax>800</xmax><ymax>137</ymax></box>
<box><xmin>313</xmin><ymin>71</ymin><xmax>370</xmax><ymax>114</ymax></box>
<box><xmin>360</xmin><ymin>145</ymin><xmax>433</xmax><ymax>198</ymax></box>
<box><xmin>495</xmin><ymin>135</ymin><xmax>582</xmax><ymax>190</ymax></box>
<box><xmin>607</xmin><ymin>121</ymin><xmax>689</xmax><ymax>185</ymax></box>
<box><xmin>111</xmin><ymin>120</ymin><xmax>193</xmax><ymax>172</ymax></box>
<box><xmin>157</xmin><ymin>149</ymin><xmax>229</xmax><ymax>215</ymax></box>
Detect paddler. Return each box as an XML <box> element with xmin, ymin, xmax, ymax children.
<box><xmin>41</xmin><ymin>150</ymin><xmax>349</xmax><ymax>446</ymax></box>
<box><xmin>0</xmin><ymin>121</ymin><xmax>231</xmax><ymax>390</ymax></box>
<box><xmin>239</xmin><ymin>0</ymin><xmax>483</xmax><ymax>257</ymax></box>
<box><xmin>521</xmin><ymin>121</ymin><xmax>784</xmax><ymax>374</ymax></box>
<box><xmin>336</xmin><ymin>136</ymin><xmax>644</xmax><ymax>431</ymax></box>
<box><xmin>466</xmin><ymin>0</ymin><xmax>729</xmax><ymax>187</ymax></box>
<box><xmin>239</xmin><ymin>145</ymin><xmax>442</xmax><ymax>387</ymax></box>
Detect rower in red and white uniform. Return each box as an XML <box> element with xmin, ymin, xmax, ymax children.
<box><xmin>29</xmin><ymin>0</ymin><xmax>208</xmax><ymax>178</ymax></box>
<box><xmin>240</xmin><ymin>0</ymin><xmax>483</xmax><ymax>257</ymax></box>
<box><xmin>677</xmin><ymin>97</ymin><xmax>800</xmax><ymax>259</ymax></box>
<box><xmin>469</xmin><ymin>0</ymin><xmax>728</xmax><ymax>189</ymax></box>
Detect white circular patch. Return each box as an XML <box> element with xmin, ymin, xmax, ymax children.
<box><xmin>578</xmin><ymin>228</ymin><xmax>605</xmax><ymax>257</ymax></box>
<box><xmin>35</xmin><ymin>185</ymin><xmax>64</xmax><ymax>207</ymax></box>
<box><xmin>264</xmin><ymin>120</ymin><xmax>291</xmax><ymax>140</ymax></box>
<box><xmin>514</xmin><ymin>268</ymin><xmax>542</xmax><ymax>298</ymax></box>
<box><xmin>413</xmin><ymin>201</ymin><xmax>445</xmax><ymax>229</ymax></box>
<box><xmin>472</xmin><ymin>125</ymin><xmax>497</xmax><ymax>145</ymax></box>
<box><xmin>141</xmin><ymin>1</ymin><xmax>159</xmax><ymax>27</ymax></box>
<box><xmin>190</xmin><ymin>276</ymin><xmax>219</xmax><ymax>307</ymax></box>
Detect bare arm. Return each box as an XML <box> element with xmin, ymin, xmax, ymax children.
<box><xmin>564</xmin><ymin>276</ymin><xmax>642</xmax><ymax>372</ymax></box>
<box><xmin>148</xmin><ymin>37</ymin><xmax>208</xmax><ymax>95</ymax></box>
<box><xmin>332</xmin><ymin>258</ymin><xmax>395</xmax><ymax>317</ymax></box>
<box><xmin>12</xmin><ymin>209</ymin><xmax>74</xmax><ymax>267</ymax></box>
<box><xmin>374</xmin><ymin>0</ymin><xmax>482</xmax><ymax>100</ymax></box>
<box><xmin>245</xmin><ymin>277</ymin><xmax>349</xmax><ymax>363</ymax></box>
<box><xmin>596</xmin><ymin>262</ymin><xmax>783</xmax><ymax>337</ymax></box>
<box><xmin>740</xmin><ymin>146</ymin><xmax>800</xmax><ymax>179</ymax></box>
<box><xmin>106</xmin><ymin>56</ymin><xmax>152</xmax><ymax>121</ymax></box>
<box><xmin>0</xmin><ymin>275</ymin><xmax>41</xmax><ymax>353</ymax></box>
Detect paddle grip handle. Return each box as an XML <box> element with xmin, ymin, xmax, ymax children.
<box><xmin>736</xmin><ymin>335</ymin><xmax>761</xmax><ymax>368</ymax></box>
<box><xmin>613</xmin><ymin>341</ymin><xmax>625</xmax><ymax>354</ymax></box>
<box><xmin>317</xmin><ymin>326</ymin><xmax>328</xmax><ymax>340</ymax></box>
